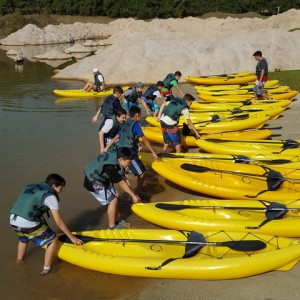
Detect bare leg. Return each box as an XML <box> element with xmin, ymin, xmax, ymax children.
<box><xmin>153</xmin><ymin>110</ymin><xmax>159</xmax><ymax>117</ymax></box>
<box><xmin>84</xmin><ymin>82</ymin><xmax>96</xmax><ymax>92</ymax></box>
<box><xmin>17</xmin><ymin>241</ymin><xmax>28</xmax><ymax>262</ymax></box>
<box><xmin>162</xmin><ymin>143</ymin><xmax>169</xmax><ymax>153</ymax></box>
<box><xmin>44</xmin><ymin>238</ymin><xmax>57</xmax><ymax>268</ymax></box>
<box><xmin>136</xmin><ymin>172</ymin><xmax>146</xmax><ymax>194</ymax></box>
<box><xmin>107</xmin><ymin>197</ymin><xmax>118</xmax><ymax>228</ymax></box>
<box><xmin>175</xmin><ymin>144</ymin><xmax>182</xmax><ymax>153</ymax></box>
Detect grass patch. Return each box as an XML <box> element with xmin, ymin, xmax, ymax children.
<box><xmin>269</xmin><ymin>70</ymin><xmax>300</xmax><ymax>91</ymax></box>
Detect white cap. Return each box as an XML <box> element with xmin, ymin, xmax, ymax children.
<box><xmin>93</xmin><ymin>68</ymin><xmax>99</xmax><ymax>73</ymax></box>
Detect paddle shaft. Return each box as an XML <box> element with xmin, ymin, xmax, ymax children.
<box><xmin>155</xmin><ymin>202</ymin><xmax>300</xmax><ymax>212</ymax></box>
<box><xmin>59</xmin><ymin>234</ymin><xmax>266</xmax><ymax>251</ymax></box>
<box><xmin>180</xmin><ymin>163</ymin><xmax>300</xmax><ymax>183</ymax></box>
<box><xmin>205</xmin><ymin>139</ymin><xmax>297</xmax><ymax>145</ymax></box>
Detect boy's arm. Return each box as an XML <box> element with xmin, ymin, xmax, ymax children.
<box><xmin>141</xmin><ymin>136</ymin><xmax>158</xmax><ymax>160</ymax></box>
<box><xmin>103</xmin><ymin>134</ymin><xmax>120</xmax><ymax>152</ymax></box>
<box><xmin>51</xmin><ymin>210</ymin><xmax>83</xmax><ymax>245</ymax></box>
<box><xmin>99</xmin><ymin>131</ymin><xmax>106</xmax><ymax>153</ymax></box>
<box><xmin>92</xmin><ymin>107</ymin><xmax>101</xmax><ymax>123</ymax></box>
<box><xmin>187</xmin><ymin>119</ymin><xmax>200</xmax><ymax>139</ymax></box>
<box><xmin>140</xmin><ymin>98</ymin><xmax>151</xmax><ymax>115</ymax></box>
<box><xmin>157</xmin><ymin>102</ymin><xmax>168</xmax><ymax>121</ymax></box>
<box><xmin>118</xmin><ymin>180</ymin><xmax>141</xmax><ymax>203</ymax></box>
<box><xmin>173</xmin><ymin>86</ymin><xmax>185</xmax><ymax>97</ymax></box>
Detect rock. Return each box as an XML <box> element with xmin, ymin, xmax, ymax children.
<box><xmin>64</xmin><ymin>44</ymin><xmax>92</xmax><ymax>54</ymax></box>
<box><xmin>32</xmin><ymin>49</ymin><xmax>72</xmax><ymax>60</ymax></box>
<box><xmin>83</xmin><ymin>40</ymin><xmax>99</xmax><ymax>47</ymax></box>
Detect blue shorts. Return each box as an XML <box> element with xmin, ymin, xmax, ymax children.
<box><xmin>147</xmin><ymin>102</ymin><xmax>160</xmax><ymax>112</ymax></box>
<box><xmin>123</xmin><ymin>101</ymin><xmax>139</xmax><ymax>112</ymax></box>
<box><xmin>129</xmin><ymin>156</ymin><xmax>146</xmax><ymax>176</ymax></box>
<box><xmin>160</xmin><ymin>121</ymin><xmax>181</xmax><ymax>146</ymax></box>
<box><xmin>12</xmin><ymin>223</ymin><xmax>56</xmax><ymax>248</ymax></box>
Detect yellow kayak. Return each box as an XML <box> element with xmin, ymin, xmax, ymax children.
<box><xmin>53</xmin><ymin>86</ymin><xmax>129</xmax><ymax>98</ymax></box>
<box><xmin>196</xmin><ymin>139</ymin><xmax>300</xmax><ymax>156</ymax></box>
<box><xmin>185</xmin><ymin>73</ymin><xmax>257</xmax><ymax>85</ymax></box>
<box><xmin>132</xmin><ymin>199</ymin><xmax>300</xmax><ymax>237</ymax></box>
<box><xmin>147</xmin><ymin>115</ymin><xmax>269</xmax><ymax>131</ymax></box>
<box><xmin>151</xmin><ymin>159</ymin><xmax>300</xmax><ymax>200</ymax></box>
<box><xmin>139</xmin><ymin>151</ymin><xmax>300</xmax><ymax>168</ymax></box>
<box><xmin>57</xmin><ymin>229</ymin><xmax>300</xmax><ymax>280</ymax></box>
<box><xmin>142</xmin><ymin>126</ymin><xmax>272</xmax><ymax>147</ymax></box>
<box><xmin>190</xmin><ymin>99</ymin><xmax>291</xmax><ymax>110</ymax></box>
<box><xmin>196</xmin><ymin>86</ymin><xmax>289</xmax><ymax>95</ymax></box>
<box><xmin>199</xmin><ymin>91</ymin><xmax>298</xmax><ymax>102</ymax></box>
<box><xmin>193</xmin><ymin>80</ymin><xmax>279</xmax><ymax>91</ymax></box>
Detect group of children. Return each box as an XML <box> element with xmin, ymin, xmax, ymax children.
<box><xmin>9</xmin><ymin>70</ymin><xmax>200</xmax><ymax>275</ymax></box>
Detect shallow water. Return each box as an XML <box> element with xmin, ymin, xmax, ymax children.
<box><xmin>0</xmin><ymin>47</ymin><xmax>203</xmax><ymax>299</ymax></box>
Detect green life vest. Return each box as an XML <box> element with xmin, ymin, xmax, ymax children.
<box><xmin>163</xmin><ymin>73</ymin><xmax>177</xmax><ymax>90</ymax></box>
<box><xmin>163</xmin><ymin>97</ymin><xmax>188</xmax><ymax>122</ymax></box>
<box><xmin>101</xmin><ymin>94</ymin><xmax>118</xmax><ymax>117</ymax></box>
<box><xmin>84</xmin><ymin>152</ymin><xmax>125</xmax><ymax>186</ymax></box>
<box><xmin>118</xmin><ymin>119</ymin><xmax>139</xmax><ymax>150</ymax></box>
<box><xmin>10</xmin><ymin>183</ymin><xmax>55</xmax><ymax>222</ymax></box>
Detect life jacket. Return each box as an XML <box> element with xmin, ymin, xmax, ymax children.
<box><xmin>10</xmin><ymin>183</ymin><xmax>55</xmax><ymax>222</ymax></box>
<box><xmin>124</xmin><ymin>88</ymin><xmax>142</xmax><ymax>104</ymax></box>
<box><xmin>143</xmin><ymin>84</ymin><xmax>159</xmax><ymax>102</ymax></box>
<box><xmin>118</xmin><ymin>119</ymin><xmax>139</xmax><ymax>150</ymax></box>
<box><xmin>94</xmin><ymin>72</ymin><xmax>104</xmax><ymax>87</ymax></box>
<box><xmin>163</xmin><ymin>97</ymin><xmax>188</xmax><ymax>122</ymax></box>
<box><xmin>256</xmin><ymin>58</ymin><xmax>268</xmax><ymax>76</ymax></box>
<box><xmin>163</xmin><ymin>73</ymin><xmax>177</xmax><ymax>90</ymax></box>
<box><xmin>84</xmin><ymin>152</ymin><xmax>125</xmax><ymax>187</ymax></box>
<box><xmin>100</xmin><ymin>94</ymin><xmax>119</xmax><ymax>118</ymax></box>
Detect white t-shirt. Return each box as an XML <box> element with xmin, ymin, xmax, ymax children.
<box><xmin>153</xmin><ymin>90</ymin><xmax>162</xmax><ymax>99</ymax></box>
<box><xmin>100</xmin><ymin>119</ymin><xmax>113</xmax><ymax>133</ymax></box>
<box><xmin>10</xmin><ymin>195</ymin><xmax>59</xmax><ymax>228</ymax></box>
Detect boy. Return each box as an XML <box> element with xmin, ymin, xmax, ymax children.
<box><xmin>123</xmin><ymin>82</ymin><xmax>144</xmax><ymax>112</ymax></box>
<box><xmin>98</xmin><ymin>108</ymin><xmax>127</xmax><ymax>153</ymax></box>
<box><xmin>141</xmin><ymin>81</ymin><xmax>164</xmax><ymax>117</ymax></box>
<box><xmin>253</xmin><ymin>51</ymin><xmax>270</xmax><ymax>100</ymax></box>
<box><xmin>10</xmin><ymin>174</ymin><xmax>83</xmax><ymax>275</ymax></box>
<box><xmin>84</xmin><ymin>147</ymin><xmax>141</xmax><ymax>229</ymax></box>
<box><xmin>83</xmin><ymin>68</ymin><xmax>106</xmax><ymax>92</ymax></box>
<box><xmin>91</xmin><ymin>86</ymin><xmax>124</xmax><ymax>124</ymax></box>
<box><xmin>106</xmin><ymin>106</ymin><xmax>158</xmax><ymax>194</ymax></box>
<box><xmin>157</xmin><ymin>94</ymin><xmax>201</xmax><ymax>153</ymax></box>
<box><xmin>161</xmin><ymin>71</ymin><xmax>184</xmax><ymax>100</ymax></box>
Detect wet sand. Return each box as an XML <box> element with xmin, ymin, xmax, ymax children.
<box><xmin>2</xmin><ymin>79</ymin><xmax>300</xmax><ymax>299</ymax></box>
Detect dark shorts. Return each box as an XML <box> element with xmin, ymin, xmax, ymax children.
<box><xmin>11</xmin><ymin>223</ymin><xmax>56</xmax><ymax>248</ymax></box>
<box><xmin>129</xmin><ymin>155</ymin><xmax>146</xmax><ymax>176</ymax></box>
<box><xmin>160</xmin><ymin>121</ymin><xmax>181</xmax><ymax>146</ymax></box>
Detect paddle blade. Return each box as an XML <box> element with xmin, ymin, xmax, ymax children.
<box><xmin>234</xmin><ymin>155</ymin><xmax>250</xmax><ymax>164</ymax></box>
<box><xmin>157</xmin><ymin>153</ymin><xmax>185</xmax><ymax>159</ymax></box>
<box><xmin>183</xmin><ymin>231</ymin><xmax>206</xmax><ymax>258</ymax></box>
<box><xmin>182</xmin><ymin>123</ymin><xmax>191</xmax><ymax>136</ymax></box>
<box><xmin>265</xmin><ymin>202</ymin><xmax>288</xmax><ymax>220</ymax></box>
<box><xmin>59</xmin><ymin>234</ymin><xmax>94</xmax><ymax>244</ymax></box>
<box><xmin>283</xmin><ymin>139</ymin><xmax>298</xmax><ymax>149</ymax></box>
<box><xmin>181</xmin><ymin>163</ymin><xmax>207</xmax><ymax>173</ymax></box>
<box><xmin>220</xmin><ymin>240</ymin><xmax>266</xmax><ymax>251</ymax></box>
<box><xmin>267</xmin><ymin>169</ymin><xmax>284</xmax><ymax>191</ymax></box>
<box><xmin>155</xmin><ymin>203</ymin><xmax>192</xmax><ymax>210</ymax></box>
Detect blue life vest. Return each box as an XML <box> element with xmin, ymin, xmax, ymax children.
<box><xmin>143</xmin><ymin>84</ymin><xmax>159</xmax><ymax>102</ymax></box>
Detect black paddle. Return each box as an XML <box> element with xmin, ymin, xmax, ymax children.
<box><xmin>180</xmin><ymin>163</ymin><xmax>300</xmax><ymax>186</ymax></box>
<box><xmin>58</xmin><ymin>231</ymin><xmax>266</xmax><ymax>252</ymax></box>
<box><xmin>157</xmin><ymin>153</ymin><xmax>292</xmax><ymax>165</ymax></box>
<box><xmin>204</xmin><ymin>138</ymin><xmax>299</xmax><ymax>149</ymax></box>
<box><xmin>154</xmin><ymin>201</ymin><xmax>299</xmax><ymax>216</ymax></box>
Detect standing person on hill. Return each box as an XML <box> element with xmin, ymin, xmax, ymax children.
<box><xmin>123</xmin><ymin>82</ymin><xmax>145</xmax><ymax>113</ymax></box>
<box><xmin>83</xmin><ymin>68</ymin><xmax>106</xmax><ymax>92</ymax></box>
<box><xmin>162</xmin><ymin>71</ymin><xmax>185</xmax><ymax>101</ymax></box>
<box><xmin>105</xmin><ymin>106</ymin><xmax>158</xmax><ymax>195</ymax></box>
<box><xmin>9</xmin><ymin>174</ymin><xmax>83</xmax><ymax>275</ymax></box>
<box><xmin>141</xmin><ymin>81</ymin><xmax>165</xmax><ymax>117</ymax></box>
<box><xmin>157</xmin><ymin>94</ymin><xmax>201</xmax><ymax>153</ymax></box>
<box><xmin>98</xmin><ymin>108</ymin><xmax>127</xmax><ymax>153</ymax></box>
<box><xmin>91</xmin><ymin>86</ymin><xmax>124</xmax><ymax>125</ymax></box>
<box><xmin>84</xmin><ymin>147</ymin><xmax>141</xmax><ymax>229</ymax></box>
<box><xmin>253</xmin><ymin>51</ymin><xmax>270</xmax><ymax>100</ymax></box>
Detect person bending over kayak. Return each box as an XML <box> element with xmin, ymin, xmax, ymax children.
<box><xmin>98</xmin><ymin>108</ymin><xmax>127</xmax><ymax>153</ymax></box>
<box><xmin>123</xmin><ymin>82</ymin><xmax>145</xmax><ymax>113</ymax></box>
<box><xmin>105</xmin><ymin>106</ymin><xmax>158</xmax><ymax>195</ymax></box>
<box><xmin>161</xmin><ymin>71</ymin><xmax>184</xmax><ymax>101</ymax></box>
<box><xmin>9</xmin><ymin>174</ymin><xmax>83</xmax><ymax>275</ymax></box>
<box><xmin>83</xmin><ymin>68</ymin><xmax>106</xmax><ymax>92</ymax></box>
<box><xmin>84</xmin><ymin>147</ymin><xmax>141</xmax><ymax>229</ymax></box>
<box><xmin>141</xmin><ymin>81</ymin><xmax>165</xmax><ymax>117</ymax></box>
<box><xmin>91</xmin><ymin>86</ymin><xmax>124</xmax><ymax>125</ymax></box>
<box><xmin>157</xmin><ymin>94</ymin><xmax>201</xmax><ymax>153</ymax></box>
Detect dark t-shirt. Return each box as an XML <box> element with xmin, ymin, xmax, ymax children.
<box><xmin>84</xmin><ymin>164</ymin><xmax>123</xmax><ymax>192</ymax></box>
